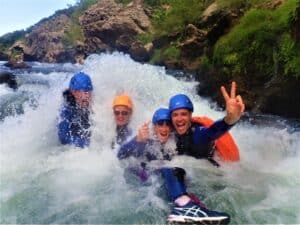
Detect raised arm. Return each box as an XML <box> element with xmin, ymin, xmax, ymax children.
<box><xmin>221</xmin><ymin>81</ymin><xmax>245</xmax><ymax>125</ymax></box>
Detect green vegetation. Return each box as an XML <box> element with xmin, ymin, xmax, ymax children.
<box><xmin>216</xmin><ymin>0</ymin><xmax>269</xmax><ymax>9</ymax></box>
<box><xmin>136</xmin><ymin>33</ymin><xmax>154</xmax><ymax>45</ymax></box>
<box><xmin>115</xmin><ymin>0</ymin><xmax>132</xmax><ymax>4</ymax></box>
<box><xmin>63</xmin><ymin>0</ymin><xmax>99</xmax><ymax>47</ymax></box>
<box><xmin>74</xmin><ymin>0</ymin><xmax>99</xmax><ymax>12</ymax></box>
<box><xmin>213</xmin><ymin>0</ymin><xmax>300</xmax><ymax>79</ymax></box>
<box><xmin>150</xmin><ymin>49</ymin><xmax>162</xmax><ymax>64</ymax></box>
<box><xmin>0</xmin><ymin>30</ymin><xmax>25</xmax><ymax>52</ymax></box>
<box><xmin>150</xmin><ymin>45</ymin><xmax>180</xmax><ymax>64</ymax></box>
<box><xmin>163</xmin><ymin>45</ymin><xmax>180</xmax><ymax>60</ymax></box>
<box><xmin>142</xmin><ymin>0</ymin><xmax>208</xmax><ymax>63</ymax></box>
<box><xmin>152</xmin><ymin>0</ymin><xmax>205</xmax><ymax>36</ymax></box>
<box><xmin>279</xmin><ymin>34</ymin><xmax>300</xmax><ymax>76</ymax></box>
<box><xmin>63</xmin><ymin>23</ymin><xmax>85</xmax><ymax>48</ymax></box>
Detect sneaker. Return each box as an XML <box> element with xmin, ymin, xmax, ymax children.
<box><xmin>167</xmin><ymin>202</ymin><xmax>230</xmax><ymax>224</ymax></box>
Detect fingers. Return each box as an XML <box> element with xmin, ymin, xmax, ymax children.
<box><xmin>221</xmin><ymin>81</ymin><xmax>238</xmax><ymax>101</ymax></box>
<box><xmin>230</xmin><ymin>81</ymin><xmax>236</xmax><ymax>98</ymax></box>
<box><xmin>220</xmin><ymin>86</ymin><xmax>230</xmax><ymax>101</ymax></box>
<box><xmin>236</xmin><ymin>95</ymin><xmax>245</xmax><ymax>112</ymax></box>
<box><xmin>141</xmin><ymin>122</ymin><xmax>149</xmax><ymax>133</ymax></box>
<box><xmin>137</xmin><ymin>121</ymin><xmax>150</xmax><ymax>142</ymax></box>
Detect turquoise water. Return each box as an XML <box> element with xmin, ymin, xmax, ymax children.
<box><xmin>0</xmin><ymin>53</ymin><xmax>299</xmax><ymax>224</ymax></box>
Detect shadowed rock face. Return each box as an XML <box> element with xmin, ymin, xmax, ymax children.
<box><xmin>21</xmin><ymin>13</ymin><xmax>73</xmax><ymax>63</ymax></box>
<box><xmin>0</xmin><ymin>72</ymin><xmax>18</xmax><ymax>89</ymax></box>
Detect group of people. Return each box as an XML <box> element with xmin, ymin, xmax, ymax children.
<box><xmin>57</xmin><ymin>72</ymin><xmax>245</xmax><ymax>224</ymax></box>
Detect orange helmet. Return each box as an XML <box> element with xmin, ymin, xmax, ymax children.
<box><xmin>112</xmin><ymin>94</ymin><xmax>133</xmax><ymax>110</ymax></box>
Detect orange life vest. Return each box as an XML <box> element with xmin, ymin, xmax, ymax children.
<box><xmin>192</xmin><ymin>116</ymin><xmax>240</xmax><ymax>161</ymax></box>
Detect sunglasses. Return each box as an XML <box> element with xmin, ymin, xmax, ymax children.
<box><xmin>156</xmin><ymin>120</ymin><xmax>171</xmax><ymax>126</ymax></box>
<box><xmin>114</xmin><ymin>110</ymin><xmax>130</xmax><ymax>116</ymax></box>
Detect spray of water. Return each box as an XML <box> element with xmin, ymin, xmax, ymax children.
<box><xmin>0</xmin><ymin>52</ymin><xmax>299</xmax><ymax>224</ymax></box>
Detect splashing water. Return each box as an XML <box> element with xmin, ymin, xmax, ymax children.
<box><xmin>0</xmin><ymin>53</ymin><xmax>299</xmax><ymax>224</ymax></box>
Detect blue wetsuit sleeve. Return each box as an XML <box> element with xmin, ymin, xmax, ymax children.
<box><xmin>193</xmin><ymin>118</ymin><xmax>234</xmax><ymax>144</ymax></box>
<box><xmin>117</xmin><ymin>137</ymin><xmax>147</xmax><ymax>159</ymax></box>
<box><xmin>58</xmin><ymin>107</ymin><xmax>72</xmax><ymax>145</ymax></box>
<box><xmin>72</xmin><ymin>136</ymin><xmax>89</xmax><ymax>148</ymax></box>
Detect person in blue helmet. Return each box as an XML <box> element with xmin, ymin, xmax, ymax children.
<box><xmin>57</xmin><ymin>72</ymin><xmax>93</xmax><ymax>148</ymax></box>
<box><xmin>169</xmin><ymin>81</ymin><xmax>244</xmax><ymax>161</ymax></box>
<box><xmin>118</xmin><ymin>108</ymin><xmax>230</xmax><ymax>224</ymax></box>
<box><xmin>162</xmin><ymin>82</ymin><xmax>244</xmax><ymax>222</ymax></box>
<box><xmin>118</xmin><ymin>108</ymin><xmax>176</xmax><ymax>161</ymax></box>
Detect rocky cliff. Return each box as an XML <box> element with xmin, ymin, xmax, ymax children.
<box><xmin>0</xmin><ymin>0</ymin><xmax>152</xmax><ymax>64</ymax></box>
<box><xmin>0</xmin><ymin>0</ymin><xmax>299</xmax><ymax>118</ymax></box>
<box><xmin>79</xmin><ymin>0</ymin><xmax>152</xmax><ymax>61</ymax></box>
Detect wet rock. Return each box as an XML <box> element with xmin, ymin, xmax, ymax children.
<box><xmin>179</xmin><ymin>24</ymin><xmax>207</xmax><ymax>58</ymax></box>
<box><xmin>80</xmin><ymin>0</ymin><xmax>152</xmax><ymax>62</ymax></box>
<box><xmin>0</xmin><ymin>72</ymin><xmax>18</xmax><ymax>89</ymax></box>
<box><xmin>4</xmin><ymin>61</ymin><xmax>30</xmax><ymax>69</ymax></box>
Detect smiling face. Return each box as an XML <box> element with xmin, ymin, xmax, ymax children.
<box><xmin>154</xmin><ymin>120</ymin><xmax>172</xmax><ymax>143</ymax></box>
<box><xmin>113</xmin><ymin>105</ymin><xmax>132</xmax><ymax>127</ymax></box>
<box><xmin>171</xmin><ymin>108</ymin><xmax>192</xmax><ymax>135</ymax></box>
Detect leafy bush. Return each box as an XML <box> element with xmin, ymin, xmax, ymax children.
<box><xmin>115</xmin><ymin>0</ymin><xmax>132</xmax><ymax>4</ymax></box>
<box><xmin>216</xmin><ymin>0</ymin><xmax>271</xmax><ymax>10</ymax></box>
<box><xmin>213</xmin><ymin>0</ymin><xmax>300</xmax><ymax>79</ymax></box>
<box><xmin>0</xmin><ymin>30</ymin><xmax>26</xmax><ymax>52</ymax></box>
<box><xmin>150</xmin><ymin>45</ymin><xmax>180</xmax><ymax>64</ymax></box>
<box><xmin>75</xmin><ymin>0</ymin><xmax>99</xmax><ymax>11</ymax></box>
<box><xmin>63</xmin><ymin>23</ymin><xmax>84</xmax><ymax>47</ymax></box>
<box><xmin>150</xmin><ymin>49</ymin><xmax>162</xmax><ymax>64</ymax></box>
<box><xmin>152</xmin><ymin>0</ymin><xmax>205</xmax><ymax>36</ymax></box>
<box><xmin>279</xmin><ymin>34</ymin><xmax>300</xmax><ymax>77</ymax></box>
<box><xmin>163</xmin><ymin>45</ymin><xmax>180</xmax><ymax>60</ymax></box>
<box><xmin>136</xmin><ymin>33</ymin><xmax>154</xmax><ymax>44</ymax></box>
<box><xmin>62</xmin><ymin>0</ymin><xmax>98</xmax><ymax>47</ymax></box>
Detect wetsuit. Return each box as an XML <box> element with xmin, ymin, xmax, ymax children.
<box><xmin>175</xmin><ymin>118</ymin><xmax>233</xmax><ymax>166</ymax></box>
<box><xmin>57</xmin><ymin>90</ymin><xmax>91</xmax><ymax>148</ymax></box>
<box><xmin>111</xmin><ymin>125</ymin><xmax>133</xmax><ymax>150</ymax></box>
<box><xmin>118</xmin><ymin>118</ymin><xmax>234</xmax><ymax>200</ymax></box>
<box><xmin>118</xmin><ymin>136</ymin><xmax>187</xmax><ymax>200</ymax></box>
<box><xmin>116</xmin><ymin>125</ymin><xmax>133</xmax><ymax>146</ymax></box>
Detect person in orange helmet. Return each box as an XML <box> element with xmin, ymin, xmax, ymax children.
<box><xmin>111</xmin><ymin>94</ymin><xmax>134</xmax><ymax>149</ymax></box>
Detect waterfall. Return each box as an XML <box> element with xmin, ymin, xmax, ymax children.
<box><xmin>0</xmin><ymin>52</ymin><xmax>299</xmax><ymax>224</ymax></box>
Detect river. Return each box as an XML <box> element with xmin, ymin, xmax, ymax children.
<box><xmin>0</xmin><ymin>52</ymin><xmax>299</xmax><ymax>224</ymax></box>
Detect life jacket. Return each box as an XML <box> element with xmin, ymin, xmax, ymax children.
<box><xmin>192</xmin><ymin>117</ymin><xmax>240</xmax><ymax>161</ymax></box>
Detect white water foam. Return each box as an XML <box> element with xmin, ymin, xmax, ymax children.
<box><xmin>0</xmin><ymin>52</ymin><xmax>299</xmax><ymax>224</ymax></box>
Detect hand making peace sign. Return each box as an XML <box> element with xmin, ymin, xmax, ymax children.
<box><xmin>221</xmin><ymin>81</ymin><xmax>245</xmax><ymax>125</ymax></box>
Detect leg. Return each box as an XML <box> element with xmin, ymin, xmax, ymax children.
<box><xmin>160</xmin><ymin>167</ymin><xmax>188</xmax><ymax>201</ymax></box>
<box><xmin>160</xmin><ymin>169</ymin><xmax>230</xmax><ymax>224</ymax></box>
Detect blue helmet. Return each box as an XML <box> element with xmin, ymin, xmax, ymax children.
<box><xmin>69</xmin><ymin>72</ymin><xmax>93</xmax><ymax>91</ymax></box>
<box><xmin>169</xmin><ymin>94</ymin><xmax>193</xmax><ymax>112</ymax></box>
<box><xmin>152</xmin><ymin>108</ymin><xmax>171</xmax><ymax>124</ymax></box>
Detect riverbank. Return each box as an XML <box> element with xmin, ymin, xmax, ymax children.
<box><xmin>1</xmin><ymin>0</ymin><xmax>299</xmax><ymax>118</ymax></box>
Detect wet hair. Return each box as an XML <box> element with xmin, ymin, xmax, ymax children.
<box><xmin>63</xmin><ymin>89</ymin><xmax>76</xmax><ymax>107</ymax></box>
